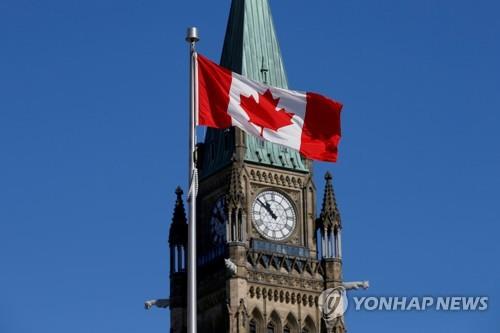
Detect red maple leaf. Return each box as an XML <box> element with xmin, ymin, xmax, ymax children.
<box><xmin>240</xmin><ymin>89</ymin><xmax>294</xmax><ymax>136</ymax></box>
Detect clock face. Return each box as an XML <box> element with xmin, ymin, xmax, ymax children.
<box><xmin>210</xmin><ymin>197</ymin><xmax>227</xmax><ymax>244</ymax></box>
<box><xmin>252</xmin><ymin>190</ymin><xmax>296</xmax><ymax>241</ymax></box>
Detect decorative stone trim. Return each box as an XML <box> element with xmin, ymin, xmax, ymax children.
<box><xmin>249</xmin><ymin>169</ymin><xmax>304</xmax><ymax>189</ymax></box>
<box><xmin>247</xmin><ymin>251</ymin><xmax>325</xmax><ymax>277</ymax></box>
<box><xmin>247</xmin><ymin>285</ymin><xmax>319</xmax><ymax>308</ymax></box>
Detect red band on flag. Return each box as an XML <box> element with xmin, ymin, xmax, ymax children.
<box><xmin>300</xmin><ymin>93</ymin><xmax>343</xmax><ymax>162</ymax></box>
<box><xmin>197</xmin><ymin>54</ymin><xmax>233</xmax><ymax>128</ymax></box>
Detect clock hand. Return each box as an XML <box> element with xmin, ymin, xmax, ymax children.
<box><xmin>266</xmin><ymin>204</ymin><xmax>278</xmax><ymax>220</ymax></box>
<box><xmin>258</xmin><ymin>199</ymin><xmax>277</xmax><ymax>220</ymax></box>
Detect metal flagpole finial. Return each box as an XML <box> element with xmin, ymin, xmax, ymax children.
<box><xmin>186</xmin><ymin>27</ymin><xmax>200</xmax><ymax>43</ymax></box>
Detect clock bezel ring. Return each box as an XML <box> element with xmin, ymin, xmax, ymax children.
<box><xmin>251</xmin><ymin>189</ymin><xmax>297</xmax><ymax>241</ymax></box>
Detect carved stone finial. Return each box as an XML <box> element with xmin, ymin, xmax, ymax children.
<box><xmin>236</xmin><ymin>298</ymin><xmax>249</xmax><ymax>329</ymax></box>
<box><xmin>226</xmin><ymin>164</ymin><xmax>245</xmax><ymax>209</ymax></box>
<box><xmin>172</xmin><ymin>186</ymin><xmax>186</xmax><ymax>224</ymax></box>
<box><xmin>169</xmin><ymin>186</ymin><xmax>187</xmax><ymax>245</ymax></box>
<box><xmin>317</xmin><ymin>172</ymin><xmax>341</xmax><ymax>229</ymax></box>
<box><xmin>238</xmin><ymin>298</ymin><xmax>247</xmax><ymax>313</ymax></box>
<box><xmin>175</xmin><ymin>186</ymin><xmax>183</xmax><ymax>197</ymax></box>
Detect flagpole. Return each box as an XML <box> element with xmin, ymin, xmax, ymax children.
<box><xmin>186</xmin><ymin>26</ymin><xmax>199</xmax><ymax>333</ymax></box>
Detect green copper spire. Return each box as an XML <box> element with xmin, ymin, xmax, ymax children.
<box><xmin>220</xmin><ymin>0</ymin><xmax>288</xmax><ymax>87</ymax></box>
<box><xmin>201</xmin><ymin>0</ymin><xmax>308</xmax><ymax>177</ymax></box>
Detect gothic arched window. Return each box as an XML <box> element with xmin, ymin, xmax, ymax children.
<box><xmin>250</xmin><ymin>308</ymin><xmax>264</xmax><ymax>333</ymax></box>
<box><xmin>249</xmin><ymin>319</ymin><xmax>257</xmax><ymax>333</ymax></box>
<box><xmin>303</xmin><ymin>316</ymin><xmax>316</xmax><ymax>333</ymax></box>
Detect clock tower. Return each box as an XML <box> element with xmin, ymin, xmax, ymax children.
<box><xmin>168</xmin><ymin>1</ymin><xmax>346</xmax><ymax>332</ymax></box>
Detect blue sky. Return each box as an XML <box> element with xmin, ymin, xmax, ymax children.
<box><xmin>1</xmin><ymin>0</ymin><xmax>499</xmax><ymax>332</ymax></box>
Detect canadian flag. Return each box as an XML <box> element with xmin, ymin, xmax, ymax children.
<box><xmin>197</xmin><ymin>54</ymin><xmax>343</xmax><ymax>162</ymax></box>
